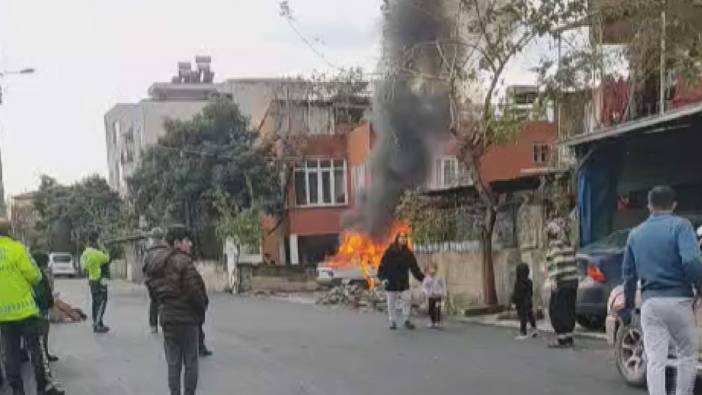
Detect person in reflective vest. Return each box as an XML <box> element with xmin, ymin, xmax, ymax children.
<box><xmin>80</xmin><ymin>233</ymin><xmax>111</xmax><ymax>333</ymax></box>
<box><xmin>0</xmin><ymin>218</ymin><xmax>65</xmax><ymax>395</ymax></box>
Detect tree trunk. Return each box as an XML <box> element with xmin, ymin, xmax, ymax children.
<box><xmin>481</xmin><ymin>205</ymin><xmax>498</xmax><ymax>306</ymax></box>
<box><xmin>459</xmin><ymin>146</ymin><xmax>499</xmax><ymax>307</ymax></box>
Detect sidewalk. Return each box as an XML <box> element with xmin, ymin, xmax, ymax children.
<box><xmin>453</xmin><ymin>313</ymin><xmax>607</xmax><ymax>341</ymax></box>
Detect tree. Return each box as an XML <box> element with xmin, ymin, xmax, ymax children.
<box><xmin>128</xmin><ymin>97</ymin><xmax>280</xmax><ymax>257</ymax></box>
<box><xmin>537</xmin><ymin>0</ymin><xmax>702</xmax><ymax>123</ymax></box>
<box><xmin>33</xmin><ymin>175</ymin><xmax>124</xmax><ymax>255</ymax></box>
<box><xmin>378</xmin><ymin>0</ymin><xmax>588</xmax><ymax>305</ymax></box>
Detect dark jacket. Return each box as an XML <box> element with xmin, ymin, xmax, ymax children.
<box><xmin>143</xmin><ymin>240</ymin><xmax>170</xmax><ymax>294</ymax></box>
<box><xmin>34</xmin><ymin>269</ymin><xmax>55</xmax><ymax>317</ymax></box>
<box><xmin>511</xmin><ymin>263</ymin><xmax>533</xmax><ymax>307</ymax></box>
<box><xmin>145</xmin><ymin>248</ymin><xmax>208</xmax><ymax>325</ymax></box>
<box><xmin>378</xmin><ymin>244</ymin><xmax>424</xmax><ymax>292</ymax></box>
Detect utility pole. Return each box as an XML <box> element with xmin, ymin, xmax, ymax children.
<box><xmin>0</xmin><ymin>66</ymin><xmax>35</xmax><ymax>216</ymax></box>
<box><xmin>660</xmin><ymin>0</ymin><xmax>667</xmax><ymax>116</ymax></box>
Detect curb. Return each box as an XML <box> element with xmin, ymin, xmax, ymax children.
<box><xmin>452</xmin><ymin>315</ymin><xmax>608</xmax><ymax>341</ymax></box>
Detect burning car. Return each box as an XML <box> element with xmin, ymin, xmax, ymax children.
<box><xmin>316</xmin><ymin>264</ymin><xmax>378</xmax><ymax>287</ymax></box>
<box><xmin>319</xmin><ymin>223</ymin><xmax>411</xmax><ymax>288</ymax></box>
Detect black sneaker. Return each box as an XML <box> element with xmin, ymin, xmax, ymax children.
<box><xmin>548</xmin><ymin>339</ymin><xmax>574</xmax><ymax>349</ymax></box>
<box><xmin>199</xmin><ymin>347</ymin><xmax>213</xmax><ymax>357</ymax></box>
<box><xmin>43</xmin><ymin>384</ymin><xmax>65</xmax><ymax>395</ymax></box>
<box><xmin>94</xmin><ymin>325</ymin><xmax>110</xmax><ymax>334</ymax></box>
<box><xmin>48</xmin><ymin>354</ymin><xmax>60</xmax><ymax>362</ymax></box>
<box><xmin>389</xmin><ymin>322</ymin><xmax>398</xmax><ymax>330</ymax></box>
<box><xmin>404</xmin><ymin>321</ymin><xmax>416</xmax><ymax>330</ymax></box>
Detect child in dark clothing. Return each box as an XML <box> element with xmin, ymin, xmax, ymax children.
<box><xmin>512</xmin><ymin>262</ymin><xmax>538</xmax><ymax>340</ymax></box>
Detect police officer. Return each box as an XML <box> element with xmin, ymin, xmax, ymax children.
<box><xmin>80</xmin><ymin>233</ymin><xmax>111</xmax><ymax>333</ymax></box>
<box><xmin>0</xmin><ymin>218</ymin><xmax>64</xmax><ymax>395</ymax></box>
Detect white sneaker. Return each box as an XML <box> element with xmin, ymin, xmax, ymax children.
<box><xmin>515</xmin><ymin>334</ymin><xmax>529</xmax><ymax>340</ymax></box>
<box><xmin>529</xmin><ymin>329</ymin><xmax>539</xmax><ymax>338</ymax></box>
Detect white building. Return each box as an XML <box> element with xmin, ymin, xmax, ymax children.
<box><xmin>104</xmin><ymin>58</ymin><xmax>311</xmax><ymax>196</ymax></box>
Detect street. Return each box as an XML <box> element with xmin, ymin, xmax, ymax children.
<box><xmin>3</xmin><ymin>279</ymin><xmax>648</xmax><ymax>395</ymax></box>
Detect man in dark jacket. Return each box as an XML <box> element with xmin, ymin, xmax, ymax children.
<box><xmin>145</xmin><ymin>225</ymin><xmax>208</xmax><ymax>395</ymax></box>
<box><xmin>143</xmin><ymin>227</ymin><xmax>167</xmax><ymax>334</ymax></box>
<box><xmin>378</xmin><ymin>232</ymin><xmax>424</xmax><ymax>330</ymax></box>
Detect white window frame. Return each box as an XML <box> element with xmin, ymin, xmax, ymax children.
<box><xmin>295</xmin><ymin>159</ymin><xmax>348</xmax><ymax>207</ymax></box>
<box><xmin>430</xmin><ymin>156</ymin><xmax>472</xmax><ymax>189</ymax></box>
<box><xmin>351</xmin><ymin>163</ymin><xmax>367</xmax><ymax>201</ymax></box>
<box><xmin>533</xmin><ymin>143</ymin><xmax>550</xmax><ymax>164</ymax></box>
<box><xmin>113</xmin><ymin>121</ymin><xmax>121</xmax><ymax>145</ymax></box>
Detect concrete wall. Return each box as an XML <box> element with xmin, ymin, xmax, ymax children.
<box><xmin>415</xmin><ymin>248</ymin><xmax>522</xmax><ymax>313</ymax></box>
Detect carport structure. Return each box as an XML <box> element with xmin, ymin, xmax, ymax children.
<box><xmin>564</xmin><ymin>102</ymin><xmax>702</xmax><ymax>246</ymax></box>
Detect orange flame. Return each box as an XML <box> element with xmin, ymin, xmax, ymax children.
<box><xmin>325</xmin><ymin>222</ymin><xmax>412</xmax><ymax>288</ymax></box>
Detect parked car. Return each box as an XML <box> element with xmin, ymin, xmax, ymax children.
<box><xmin>49</xmin><ymin>252</ymin><xmax>78</xmax><ymax>278</ymax></box>
<box><xmin>316</xmin><ymin>264</ymin><xmax>377</xmax><ymax>287</ymax></box>
<box><xmin>607</xmin><ymin>220</ymin><xmax>702</xmax><ymax>387</ymax></box>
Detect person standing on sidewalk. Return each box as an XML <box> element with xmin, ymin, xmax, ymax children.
<box><xmin>545</xmin><ymin>219</ymin><xmax>579</xmax><ymax>348</ymax></box>
<box><xmin>621</xmin><ymin>186</ymin><xmax>702</xmax><ymax>395</ymax></box>
<box><xmin>378</xmin><ymin>232</ymin><xmax>424</xmax><ymax>330</ymax></box>
<box><xmin>80</xmin><ymin>234</ymin><xmax>111</xmax><ymax>334</ymax></box>
<box><xmin>512</xmin><ymin>262</ymin><xmax>538</xmax><ymax>340</ymax></box>
<box><xmin>146</xmin><ymin>225</ymin><xmax>208</xmax><ymax>395</ymax></box>
<box><xmin>0</xmin><ymin>219</ymin><xmax>64</xmax><ymax>395</ymax></box>
<box><xmin>144</xmin><ymin>227</ymin><xmax>168</xmax><ymax>334</ymax></box>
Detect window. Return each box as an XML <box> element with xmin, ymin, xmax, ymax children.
<box><xmin>113</xmin><ymin>121</ymin><xmax>121</xmax><ymax>144</ymax></box>
<box><xmin>431</xmin><ymin>157</ymin><xmax>471</xmax><ymax>189</ymax></box>
<box><xmin>295</xmin><ymin>159</ymin><xmax>347</xmax><ymax>206</ymax></box>
<box><xmin>351</xmin><ymin>163</ymin><xmax>368</xmax><ymax>202</ymax></box>
<box><xmin>533</xmin><ymin>143</ymin><xmax>550</xmax><ymax>164</ymax></box>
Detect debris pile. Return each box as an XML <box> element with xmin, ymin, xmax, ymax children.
<box><xmin>316</xmin><ymin>284</ymin><xmax>387</xmax><ymax>311</ymax></box>
<box><xmin>50</xmin><ymin>295</ymin><xmax>88</xmax><ymax>323</ymax></box>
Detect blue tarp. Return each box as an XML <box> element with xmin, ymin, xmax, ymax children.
<box><xmin>577</xmin><ymin>144</ymin><xmax>621</xmax><ymax>246</ymax></box>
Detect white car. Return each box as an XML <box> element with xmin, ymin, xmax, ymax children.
<box><xmin>49</xmin><ymin>252</ymin><xmax>78</xmax><ymax>277</ymax></box>
<box><xmin>316</xmin><ymin>265</ymin><xmax>378</xmax><ymax>287</ymax></box>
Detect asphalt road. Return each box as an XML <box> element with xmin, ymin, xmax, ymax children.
<box><xmin>2</xmin><ymin>279</ymin><xmax>651</xmax><ymax>395</ymax></box>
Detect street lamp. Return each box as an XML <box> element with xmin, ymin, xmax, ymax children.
<box><xmin>0</xmin><ymin>68</ymin><xmax>36</xmax><ymax>77</ymax></box>
<box><xmin>0</xmin><ymin>67</ymin><xmax>35</xmax><ymax>105</ymax></box>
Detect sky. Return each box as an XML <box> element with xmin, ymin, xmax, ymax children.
<box><xmin>0</xmin><ymin>0</ymin><xmax>544</xmax><ymax>199</ymax></box>
<box><xmin>0</xmin><ymin>0</ymin><xmax>383</xmax><ymax>196</ymax></box>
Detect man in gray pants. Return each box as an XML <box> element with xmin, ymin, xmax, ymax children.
<box><xmin>621</xmin><ymin>186</ymin><xmax>702</xmax><ymax>395</ymax></box>
<box><xmin>144</xmin><ymin>225</ymin><xmax>208</xmax><ymax>395</ymax></box>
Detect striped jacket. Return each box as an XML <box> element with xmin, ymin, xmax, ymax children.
<box><xmin>546</xmin><ymin>239</ymin><xmax>578</xmax><ymax>285</ymax></box>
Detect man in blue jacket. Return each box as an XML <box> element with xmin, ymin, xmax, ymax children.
<box><xmin>621</xmin><ymin>186</ymin><xmax>702</xmax><ymax>395</ymax></box>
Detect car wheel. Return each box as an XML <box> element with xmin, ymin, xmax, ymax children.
<box><xmin>615</xmin><ymin>322</ymin><xmax>647</xmax><ymax>388</ymax></box>
<box><xmin>577</xmin><ymin>314</ymin><xmax>605</xmax><ymax>330</ymax></box>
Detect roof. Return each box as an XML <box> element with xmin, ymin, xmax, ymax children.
<box><xmin>562</xmin><ymin>101</ymin><xmax>702</xmax><ymax>147</ymax></box>
<box><xmin>147</xmin><ymin>82</ymin><xmax>220</xmax><ymax>101</ymax></box>
<box><xmin>12</xmin><ymin>191</ymin><xmax>37</xmax><ymax>201</ymax></box>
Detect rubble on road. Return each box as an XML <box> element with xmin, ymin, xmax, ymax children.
<box><xmin>316</xmin><ymin>284</ymin><xmax>387</xmax><ymax>311</ymax></box>
<box><xmin>50</xmin><ymin>295</ymin><xmax>87</xmax><ymax>323</ymax></box>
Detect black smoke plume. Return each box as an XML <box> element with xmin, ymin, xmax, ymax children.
<box><xmin>343</xmin><ymin>0</ymin><xmax>451</xmax><ymax>239</ymax></box>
